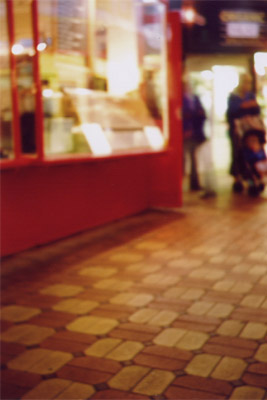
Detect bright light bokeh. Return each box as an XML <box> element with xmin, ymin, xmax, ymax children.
<box><xmin>107</xmin><ymin>60</ymin><xmax>140</xmax><ymax>96</ymax></box>
<box><xmin>82</xmin><ymin>123</ymin><xmax>112</xmax><ymax>156</ymax></box>
<box><xmin>11</xmin><ymin>43</ymin><xmax>24</xmax><ymax>55</ymax></box>
<box><xmin>212</xmin><ymin>66</ymin><xmax>239</xmax><ymax>120</ymax></box>
<box><xmin>37</xmin><ymin>42</ymin><xmax>47</xmax><ymax>52</ymax></box>
<box><xmin>254</xmin><ymin>52</ymin><xmax>267</xmax><ymax>76</ymax></box>
<box><xmin>183</xmin><ymin>8</ymin><xmax>196</xmax><ymax>23</ymax></box>
<box><xmin>201</xmin><ymin>70</ymin><xmax>213</xmax><ymax>81</ymax></box>
<box><xmin>42</xmin><ymin>89</ymin><xmax>53</xmax><ymax>98</ymax></box>
<box><xmin>144</xmin><ymin>126</ymin><xmax>164</xmax><ymax>149</ymax></box>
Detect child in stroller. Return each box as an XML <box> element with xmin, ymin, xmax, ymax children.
<box><xmin>241</xmin><ymin>129</ymin><xmax>266</xmax><ymax>196</ymax></box>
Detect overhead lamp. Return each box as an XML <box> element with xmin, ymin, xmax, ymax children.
<box><xmin>183</xmin><ymin>8</ymin><xmax>195</xmax><ymax>23</ymax></box>
<box><xmin>11</xmin><ymin>43</ymin><xmax>24</xmax><ymax>55</ymax></box>
<box><xmin>37</xmin><ymin>42</ymin><xmax>47</xmax><ymax>52</ymax></box>
<box><xmin>181</xmin><ymin>7</ymin><xmax>206</xmax><ymax>26</ymax></box>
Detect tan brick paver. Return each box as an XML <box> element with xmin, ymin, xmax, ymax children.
<box><xmin>175</xmin><ymin>331</ymin><xmax>209</xmax><ymax>350</ymax></box>
<box><xmin>211</xmin><ymin>357</ymin><xmax>247</xmax><ymax>381</ymax></box>
<box><xmin>8</xmin><ymin>349</ymin><xmax>72</xmax><ymax>375</ymax></box>
<box><xmin>106</xmin><ymin>341</ymin><xmax>144</xmax><ymax>361</ymax></box>
<box><xmin>53</xmin><ymin>298</ymin><xmax>99</xmax><ymax>314</ymax></box>
<box><xmin>230</xmin><ymin>386</ymin><xmax>265</xmax><ymax>399</ymax></box>
<box><xmin>185</xmin><ymin>354</ymin><xmax>221</xmax><ymax>377</ymax></box>
<box><xmin>217</xmin><ymin>320</ymin><xmax>244</xmax><ymax>337</ymax></box>
<box><xmin>153</xmin><ymin>328</ymin><xmax>186</xmax><ymax>347</ymax></box>
<box><xmin>1</xmin><ymin>324</ymin><xmax>54</xmax><ymax>346</ymax></box>
<box><xmin>22</xmin><ymin>379</ymin><xmax>95</xmax><ymax>399</ymax></box>
<box><xmin>255</xmin><ymin>344</ymin><xmax>267</xmax><ymax>362</ymax></box>
<box><xmin>108</xmin><ymin>366</ymin><xmax>149</xmax><ymax>391</ymax></box>
<box><xmin>133</xmin><ymin>369</ymin><xmax>175</xmax><ymax>396</ymax></box>
<box><xmin>84</xmin><ymin>338</ymin><xmax>122</xmax><ymax>358</ymax></box>
<box><xmin>1</xmin><ymin>305</ymin><xmax>41</xmax><ymax>322</ymax></box>
<box><xmin>67</xmin><ymin>316</ymin><xmax>119</xmax><ymax>335</ymax></box>
<box><xmin>240</xmin><ymin>322</ymin><xmax>267</xmax><ymax>340</ymax></box>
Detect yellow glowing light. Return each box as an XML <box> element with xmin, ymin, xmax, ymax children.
<box><xmin>144</xmin><ymin>126</ymin><xmax>164</xmax><ymax>150</ymax></box>
<box><xmin>37</xmin><ymin>42</ymin><xmax>47</xmax><ymax>52</ymax></box>
<box><xmin>82</xmin><ymin>123</ymin><xmax>112</xmax><ymax>155</ymax></box>
<box><xmin>11</xmin><ymin>43</ymin><xmax>24</xmax><ymax>55</ymax></box>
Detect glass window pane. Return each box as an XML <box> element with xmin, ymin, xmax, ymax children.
<box><xmin>38</xmin><ymin>0</ymin><xmax>168</xmax><ymax>157</ymax></box>
<box><xmin>0</xmin><ymin>0</ymin><xmax>13</xmax><ymax>159</ymax></box>
<box><xmin>14</xmin><ymin>0</ymin><xmax>36</xmax><ymax>154</ymax></box>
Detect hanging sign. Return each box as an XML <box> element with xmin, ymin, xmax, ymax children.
<box><xmin>57</xmin><ymin>0</ymin><xmax>88</xmax><ymax>54</ymax></box>
<box><xmin>220</xmin><ymin>9</ymin><xmax>267</xmax><ymax>48</ymax></box>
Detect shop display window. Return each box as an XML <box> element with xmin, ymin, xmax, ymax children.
<box><xmin>0</xmin><ymin>0</ymin><xmax>13</xmax><ymax>159</ymax></box>
<box><xmin>37</xmin><ymin>0</ymin><xmax>168</xmax><ymax>157</ymax></box>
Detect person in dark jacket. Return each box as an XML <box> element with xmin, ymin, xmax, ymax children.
<box><xmin>183</xmin><ymin>81</ymin><xmax>206</xmax><ymax>191</ymax></box>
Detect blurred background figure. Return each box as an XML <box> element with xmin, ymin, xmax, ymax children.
<box><xmin>182</xmin><ymin>78</ymin><xmax>206</xmax><ymax>191</ymax></box>
<box><xmin>242</xmin><ymin>129</ymin><xmax>266</xmax><ymax>196</ymax></box>
<box><xmin>182</xmin><ymin>78</ymin><xmax>216</xmax><ymax>198</ymax></box>
<box><xmin>226</xmin><ymin>73</ymin><xmax>258</xmax><ymax>192</ymax></box>
<box><xmin>227</xmin><ymin>72</ymin><xmax>266</xmax><ymax>195</ymax></box>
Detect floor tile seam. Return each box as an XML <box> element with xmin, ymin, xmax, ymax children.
<box><xmin>191</xmin><ymin>353</ymin><xmax>223</xmax><ymax>379</ymax></box>
<box><xmin>205</xmin><ymin>335</ymin><xmax>259</xmax><ymax>350</ymax></box>
<box><xmin>56</xmin><ymin>362</ymin><xmax>113</xmax><ymax>378</ymax></box>
<box><xmin>108</xmin><ymin>365</ymin><xmax>153</xmax><ymax>392</ymax></box>
<box><xmin>44</xmin><ymin>378</ymin><xmax>74</xmax><ymax>399</ymax></box>
<box><xmin>94</xmin><ymin>340</ymin><xmax>129</xmax><ymax>359</ymax></box>
<box><xmin>169</xmin><ymin>377</ymin><xmax>233</xmax><ymax>397</ymax></box>
<box><xmin>69</xmin><ymin>358</ymin><xmax>121</xmax><ymax>375</ymax></box>
<box><xmin>137</xmin><ymin>348</ymin><xmax>192</xmax><ymax>363</ymax></box>
<box><xmin>11</xmin><ymin>349</ymin><xmax>51</xmax><ymax>373</ymax></box>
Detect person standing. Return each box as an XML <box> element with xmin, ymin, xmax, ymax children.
<box><xmin>182</xmin><ymin>80</ymin><xmax>206</xmax><ymax>191</ymax></box>
<box><xmin>226</xmin><ymin>73</ymin><xmax>260</xmax><ymax>192</ymax></box>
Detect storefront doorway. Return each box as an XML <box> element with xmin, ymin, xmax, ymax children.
<box><xmin>185</xmin><ymin>53</ymin><xmax>267</xmax><ymax>179</ymax></box>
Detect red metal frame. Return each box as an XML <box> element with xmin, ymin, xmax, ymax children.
<box><xmin>6</xmin><ymin>0</ymin><xmax>21</xmax><ymax>160</ymax></box>
<box><xmin>32</xmin><ymin>0</ymin><xmax>44</xmax><ymax>160</ymax></box>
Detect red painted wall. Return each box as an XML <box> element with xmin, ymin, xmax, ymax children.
<box><xmin>1</xmin><ymin>11</ymin><xmax>183</xmax><ymax>257</ymax></box>
<box><xmin>1</xmin><ymin>157</ymin><xmax>150</xmax><ymax>256</ymax></box>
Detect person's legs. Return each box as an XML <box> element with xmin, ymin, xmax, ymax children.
<box><xmin>188</xmin><ymin>140</ymin><xmax>201</xmax><ymax>190</ymax></box>
<box><xmin>229</xmin><ymin>133</ymin><xmax>243</xmax><ymax>192</ymax></box>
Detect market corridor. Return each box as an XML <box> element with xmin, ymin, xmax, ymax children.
<box><xmin>1</xmin><ymin>188</ymin><xmax>267</xmax><ymax>400</ymax></box>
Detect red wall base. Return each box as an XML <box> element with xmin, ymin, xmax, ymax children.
<box><xmin>1</xmin><ymin>151</ymin><xmax>182</xmax><ymax>257</ymax></box>
<box><xmin>1</xmin><ymin>157</ymin><xmax>146</xmax><ymax>256</ymax></box>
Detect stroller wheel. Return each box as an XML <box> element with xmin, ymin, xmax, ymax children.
<box><xmin>248</xmin><ymin>185</ymin><xmax>259</xmax><ymax>197</ymax></box>
<box><xmin>233</xmin><ymin>181</ymin><xmax>244</xmax><ymax>193</ymax></box>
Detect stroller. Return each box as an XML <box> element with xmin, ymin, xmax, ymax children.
<box><xmin>234</xmin><ymin>101</ymin><xmax>266</xmax><ymax>196</ymax></box>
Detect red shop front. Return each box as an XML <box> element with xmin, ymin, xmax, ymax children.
<box><xmin>0</xmin><ymin>0</ymin><xmax>183</xmax><ymax>257</ymax></box>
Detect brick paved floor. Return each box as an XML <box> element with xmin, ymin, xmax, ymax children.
<box><xmin>1</xmin><ymin>184</ymin><xmax>267</xmax><ymax>399</ymax></box>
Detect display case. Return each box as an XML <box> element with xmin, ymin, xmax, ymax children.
<box><xmin>37</xmin><ymin>0</ymin><xmax>169</xmax><ymax>158</ymax></box>
<box><xmin>0</xmin><ymin>0</ymin><xmax>170</xmax><ymax>166</ymax></box>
